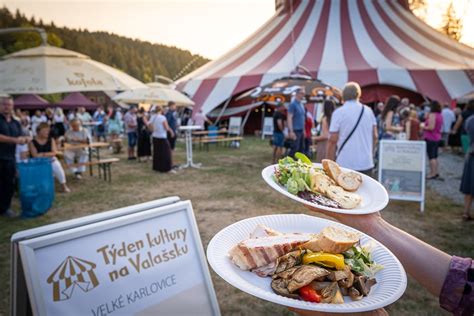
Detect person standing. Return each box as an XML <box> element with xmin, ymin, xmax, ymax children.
<box><xmin>124</xmin><ymin>106</ymin><xmax>138</xmax><ymax>160</ymax></box>
<box><xmin>52</xmin><ymin>107</ymin><xmax>67</xmax><ymax>140</ymax></box>
<box><xmin>327</xmin><ymin>82</ymin><xmax>378</xmax><ymax>175</ymax></box>
<box><xmin>165</xmin><ymin>101</ymin><xmax>178</xmax><ymax>151</ymax></box>
<box><xmin>441</xmin><ymin>104</ymin><xmax>456</xmax><ymax>148</ymax></box>
<box><xmin>106</xmin><ymin>109</ymin><xmax>124</xmax><ymax>154</ymax></box>
<box><xmin>0</xmin><ymin>96</ymin><xmax>30</xmax><ymax>217</ymax></box>
<box><xmin>424</xmin><ymin>101</ymin><xmax>444</xmax><ymax>180</ymax></box>
<box><xmin>287</xmin><ymin>88</ymin><xmax>306</xmax><ymax>157</ymax></box>
<box><xmin>148</xmin><ymin>106</ymin><xmax>175</xmax><ymax>172</ymax></box>
<box><xmin>405</xmin><ymin>110</ymin><xmax>421</xmax><ymax>141</ymax></box>
<box><xmin>451</xmin><ymin>100</ymin><xmax>474</xmax><ymax>153</ymax></box>
<box><xmin>31</xmin><ymin>110</ymin><xmax>47</xmax><ymax>137</ymax></box>
<box><xmin>137</xmin><ymin>107</ymin><xmax>152</xmax><ymax>162</ymax></box>
<box><xmin>64</xmin><ymin>119</ymin><xmax>90</xmax><ymax>179</ymax></box>
<box><xmin>380</xmin><ymin>95</ymin><xmax>403</xmax><ymax>140</ymax></box>
<box><xmin>271</xmin><ymin>105</ymin><xmax>286</xmax><ymax>163</ymax></box>
<box><xmin>303</xmin><ymin>109</ymin><xmax>314</xmax><ymax>157</ymax></box>
<box><xmin>460</xmin><ymin>115</ymin><xmax>474</xmax><ymax>221</ymax></box>
<box><xmin>193</xmin><ymin>109</ymin><xmax>211</xmax><ymax>129</ymax></box>
<box><xmin>93</xmin><ymin>106</ymin><xmax>107</xmax><ymax>142</ymax></box>
<box><xmin>313</xmin><ymin>99</ymin><xmax>335</xmax><ymax>163</ymax></box>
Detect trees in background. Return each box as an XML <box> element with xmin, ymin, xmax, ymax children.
<box><xmin>0</xmin><ymin>7</ymin><xmax>209</xmax><ymax>81</ymax></box>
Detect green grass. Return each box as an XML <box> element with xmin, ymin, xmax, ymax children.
<box><xmin>0</xmin><ymin>137</ymin><xmax>472</xmax><ymax>315</ymax></box>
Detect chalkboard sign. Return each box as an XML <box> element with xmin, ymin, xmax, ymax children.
<box><xmin>12</xmin><ymin>198</ymin><xmax>220</xmax><ymax>315</ymax></box>
<box><xmin>378</xmin><ymin>140</ymin><xmax>426</xmax><ymax>212</ymax></box>
<box><xmin>262</xmin><ymin>117</ymin><xmax>273</xmax><ymax>139</ymax></box>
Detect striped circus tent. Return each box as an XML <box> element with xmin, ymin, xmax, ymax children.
<box><xmin>47</xmin><ymin>256</ymin><xmax>99</xmax><ymax>301</ymax></box>
<box><xmin>177</xmin><ymin>0</ymin><xmax>474</xmax><ymax>117</ymax></box>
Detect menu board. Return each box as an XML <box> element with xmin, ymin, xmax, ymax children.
<box><xmin>17</xmin><ymin>200</ymin><xmax>220</xmax><ymax>315</ymax></box>
<box><xmin>378</xmin><ymin>140</ymin><xmax>426</xmax><ymax>212</ymax></box>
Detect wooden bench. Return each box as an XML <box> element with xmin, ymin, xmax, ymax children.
<box><xmin>194</xmin><ymin>136</ymin><xmax>243</xmax><ymax>151</ymax></box>
<box><xmin>65</xmin><ymin>158</ymin><xmax>120</xmax><ymax>182</ymax></box>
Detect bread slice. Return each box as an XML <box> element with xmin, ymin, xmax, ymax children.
<box><xmin>326</xmin><ymin>185</ymin><xmax>362</xmax><ymax>209</ymax></box>
<box><xmin>311</xmin><ymin>173</ymin><xmax>334</xmax><ymax>195</ymax></box>
<box><xmin>300</xmin><ymin>234</ymin><xmax>323</xmax><ymax>252</ymax></box>
<box><xmin>317</xmin><ymin>226</ymin><xmax>360</xmax><ymax>253</ymax></box>
<box><xmin>322</xmin><ymin>159</ymin><xmax>342</xmax><ymax>182</ymax></box>
<box><xmin>337</xmin><ymin>172</ymin><xmax>362</xmax><ymax>192</ymax></box>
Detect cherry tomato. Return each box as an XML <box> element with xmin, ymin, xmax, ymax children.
<box><xmin>299</xmin><ymin>285</ymin><xmax>321</xmax><ymax>303</ymax></box>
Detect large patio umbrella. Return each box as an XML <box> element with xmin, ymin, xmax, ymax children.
<box><xmin>237</xmin><ymin>75</ymin><xmax>342</xmax><ymax>106</ymax></box>
<box><xmin>54</xmin><ymin>92</ymin><xmax>98</xmax><ymax>110</ymax></box>
<box><xmin>112</xmin><ymin>82</ymin><xmax>195</xmax><ymax>107</ymax></box>
<box><xmin>14</xmin><ymin>94</ymin><xmax>49</xmax><ymax>110</ymax></box>
<box><xmin>0</xmin><ymin>46</ymin><xmax>146</xmax><ymax>94</ymax></box>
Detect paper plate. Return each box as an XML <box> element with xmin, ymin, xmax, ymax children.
<box><xmin>207</xmin><ymin>214</ymin><xmax>407</xmax><ymax>313</ymax></box>
<box><xmin>261</xmin><ymin>163</ymin><xmax>389</xmax><ymax>214</ymax></box>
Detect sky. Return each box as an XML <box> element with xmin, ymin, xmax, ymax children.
<box><xmin>1</xmin><ymin>0</ymin><xmax>473</xmax><ymax>60</ymax></box>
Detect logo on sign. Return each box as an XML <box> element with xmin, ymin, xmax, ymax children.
<box><xmin>47</xmin><ymin>256</ymin><xmax>100</xmax><ymax>302</ymax></box>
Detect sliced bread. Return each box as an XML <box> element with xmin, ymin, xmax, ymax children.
<box><xmin>322</xmin><ymin>159</ymin><xmax>342</xmax><ymax>182</ymax></box>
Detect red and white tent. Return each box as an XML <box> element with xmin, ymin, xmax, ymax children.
<box><xmin>177</xmin><ymin>0</ymin><xmax>474</xmax><ymax>116</ymax></box>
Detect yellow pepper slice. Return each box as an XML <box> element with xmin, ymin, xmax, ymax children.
<box><xmin>302</xmin><ymin>252</ymin><xmax>345</xmax><ymax>270</ymax></box>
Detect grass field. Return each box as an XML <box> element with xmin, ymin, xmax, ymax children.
<box><xmin>0</xmin><ymin>137</ymin><xmax>472</xmax><ymax>315</ymax></box>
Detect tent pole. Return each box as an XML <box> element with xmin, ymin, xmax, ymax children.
<box><xmin>261</xmin><ymin>103</ymin><xmax>266</xmax><ymax>140</ymax></box>
<box><xmin>241</xmin><ymin>108</ymin><xmax>252</xmax><ymax>136</ymax></box>
<box><xmin>214</xmin><ymin>96</ymin><xmax>232</xmax><ymax>125</ymax></box>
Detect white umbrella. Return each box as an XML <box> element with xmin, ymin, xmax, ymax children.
<box><xmin>112</xmin><ymin>82</ymin><xmax>195</xmax><ymax>107</ymax></box>
<box><xmin>0</xmin><ymin>46</ymin><xmax>146</xmax><ymax>94</ymax></box>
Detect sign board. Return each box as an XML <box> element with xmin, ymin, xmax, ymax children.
<box><xmin>228</xmin><ymin>116</ymin><xmax>242</xmax><ymax>135</ymax></box>
<box><xmin>378</xmin><ymin>140</ymin><xmax>426</xmax><ymax>212</ymax></box>
<box><xmin>262</xmin><ymin>117</ymin><xmax>273</xmax><ymax>139</ymax></box>
<box><xmin>12</xmin><ymin>198</ymin><xmax>220</xmax><ymax>316</ymax></box>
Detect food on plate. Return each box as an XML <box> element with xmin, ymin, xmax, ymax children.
<box><xmin>228</xmin><ymin>225</ymin><xmax>383</xmax><ymax>304</ymax></box>
<box><xmin>337</xmin><ymin>172</ymin><xmax>362</xmax><ymax>192</ymax></box>
<box><xmin>274</xmin><ymin>153</ymin><xmax>363</xmax><ymax>209</ymax></box>
<box><xmin>228</xmin><ymin>230</ymin><xmax>314</xmax><ymax>270</ymax></box>
<box><xmin>322</xmin><ymin>159</ymin><xmax>342</xmax><ymax>182</ymax></box>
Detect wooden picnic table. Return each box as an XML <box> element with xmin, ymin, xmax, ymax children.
<box><xmin>192</xmin><ymin>128</ymin><xmax>228</xmax><ymax>136</ymax></box>
<box><xmin>60</xmin><ymin>142</ymin><xmax>110</xmax><ymax>176</ymax></box>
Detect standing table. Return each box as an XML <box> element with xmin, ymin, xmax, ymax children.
<box><xmin>179</xmin><ymin>125</ymin><xmax>202</xmax><ymax>168</ymax></box>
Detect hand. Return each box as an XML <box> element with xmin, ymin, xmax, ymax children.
<box><xmin>289</xmin><ymin>131</ymin><xmax>296</xmax><ymax>140</ymax></box>
<box><xmin>15</xmin><ymin>136</ymin><xmax>29</xmax><ymax>145</ymax></box>
<box><xmin>304</xmin><ymin>204</ymin><xmax>383</xmax><ymax>235</ymax></box>
<box><xmin>289</xmin><ymin>307</ymin><xmax>388</xmax><ymax>316</ymax></box>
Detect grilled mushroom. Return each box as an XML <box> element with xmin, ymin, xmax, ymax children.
<box><xmin>353</xmin><ymin>276</ymin><xmax>377</xmax><ymax>296</ymax></box>
<box><xmin>287</xmin><ymin>265</ymin><xmax>330</xmax><ymax>293</ymax></box>
<box><xmin>274</xmin><ymin>250</ymin><xmax>304</xmax><ymax>274</ymax></box>
<box><xmin>271</xmin><ymin>278</ymin><xmax>299</xmax><ymax>299</ymax></box>
<box><xmin>320</xmin><ymin>282</ymin><xmax>344</xmax><ymax>304</ymax></box>
<box><xmin>348</xmin><ymin>287</ymin><xmax>363</xmax><ymax>301</ymax></box>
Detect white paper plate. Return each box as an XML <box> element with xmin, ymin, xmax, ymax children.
<box><xmin>262</xmin><ymin>163</ymin><xmax>389</xmax><ymax>214</ymax></box>
<box><xmin>207</xmin><ymin>214</ymin><xmax>407</xmax><ymax>313</ymax></box>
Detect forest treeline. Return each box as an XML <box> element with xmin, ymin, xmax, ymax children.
<box><xmin>0</xmin><ymin>7</ymin><xmax>209</xmax><ymax>82</ymax></box>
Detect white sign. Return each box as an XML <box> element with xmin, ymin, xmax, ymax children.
<box><xmin>16</xmin><ymin>200</ymin><xmax>220</xmax><ymax>315</ymax></box>
<box><xmin>228</xmin><ymin>116</ymin><xmax>242</xmax><ymax>135</ymax></box>
<box><xmin>378</xmin><ymin>140</ymin><xmax>426</xmax><ymax>212</ymax></box>
<box><xmin>262</xmin><ymin>117</ymin><xmax>273</xmax><ymax>139</ymax></box>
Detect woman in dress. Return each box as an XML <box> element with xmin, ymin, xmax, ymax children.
<box><xmin>52</xmin><ymin>107</ymin><xmax>67</xmax><ymax>140</ymax></box>
<box><xmin>460</xmin><ymin>115</ymin><xmax>474</xmax><ymax>221</ymax></box>
<box><xmin>29</xmin><ymin>122</ymin><xmax>70</xmax><ymax>193</ymax></box>
<box><xmin>405</xmin><ymin>110</ymin><xmax>421</xmax><ymax>141</ymax></box>
<box><xmin>423</xmin><ymin>101</ymin><xmax>444</xmax><ymax>180</ymax></box>
<box><xmin>148</xmin><ymin>106</ymin><xmax>174</xmax><ymax>172</ymax></box>
<box><xmin>380</xmin><ymin>95</ymin><xmax>403</xmax><ymax>139</ymax></box>
<box><xmin>313</xmin><ymin>100</ymin><xmax>335</xmax><ymax>163</ymax></box>
<box><xmin>106</xmin><ymin>109</ymin><xmax>123</xmax><ymax>154</ymax></box>
<box><xmin>137</xmin><ymin>107</ymin><xmax>152</xmax><ymax>162</ymax></box>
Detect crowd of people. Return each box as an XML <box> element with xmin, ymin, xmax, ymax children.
<box><xmin>0</xmin><ymin>95</ymin><xmax>195</xmax><ymax>218</ymax></box>
<box><xmin>272</xmin><ymin>82</ymin><xmax>474</xmax><ymax>221</ymax></box>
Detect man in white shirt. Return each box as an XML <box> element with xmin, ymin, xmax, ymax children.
<box><xmin>327</xmin><ymin>82</ymin><xmax>378</xmax><ymax>174</ymax></box>
<box><xmin>441</xmin><ymin>104</ymin><xmax>456</xmax><ymax>148</ymax></box>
